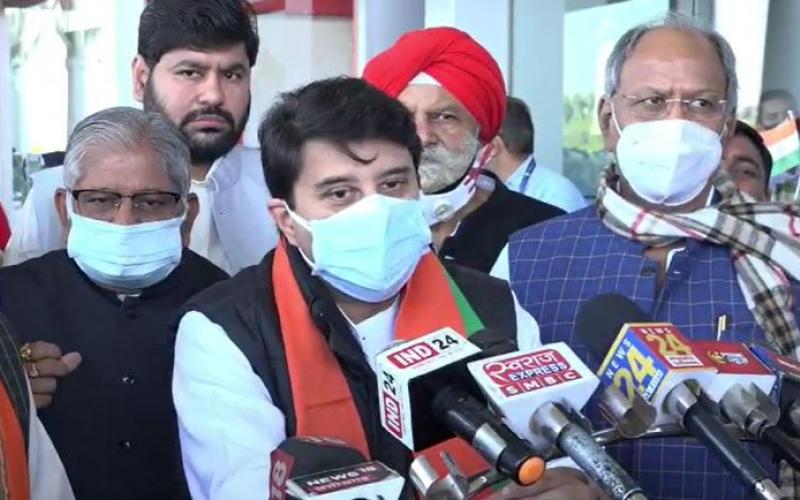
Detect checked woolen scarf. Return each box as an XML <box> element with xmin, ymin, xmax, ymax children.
<box><xmin>597</xmin><ymin>164</ymin><xmax>800</xmax><ymax>359</ymax></box>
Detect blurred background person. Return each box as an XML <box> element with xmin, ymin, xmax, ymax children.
<box><xmin>485</xmin><ymin>97</ymin><xmax>587</xmax><ymax>212</ymax></box>
<box><xmin>723</xmin><ymin>120</ymin><xmax>771</xmax><ymax>201</ymax></box>
<box><xmin>757</xmin><ymin>89</ymin><xmax>798</xmax><ymax>131</ymax></box>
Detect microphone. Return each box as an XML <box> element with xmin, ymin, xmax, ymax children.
<box><xmin>269</xmin><ymin>437</ymin><xmax>405</xmax><ymax>500</ymax></box>
<box><xmin>375</xmin><ymin>328</ymin><xmax>546</xmax><ymax>486</ymax></box>
<box><xmin>575</xmin><ymin>294</ymin><xmax>786</xmax><ymax>500</ymax></box>
<box><xmin>467</xmin><ymin>342</ymin><xmax>647</xmax><ymax>500</ymax></box>
<box><xmin>748</xmin><ymin>343</ymin><xmax>800</xmax><ymax>437</ymax></box>
<box><xmin>692</xmin><ymin>341</ymin><xmax>800</xmax><ymax>470</ymax></box>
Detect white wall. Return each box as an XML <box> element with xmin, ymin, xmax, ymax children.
<box><xmin>714</xmin><ymin>0</ymin><xmax>769</xmax><ymax>122</ymax></box>
<box><xmin>0</xmin><ymin>8</ymin><xmax>13</xmax><ymax>218</ymax></box>
<box><xmin>243</xmin><ymin>13</ymin><xmax>353</xmax><ymax>147</ymax></box>
<box><xmin>762</xmin><ymin>0</ymin><xmax>800</xmax><ymax>105</ymax></box>
<box><xmin>510</xmin><ymin>0</ymin><xmax>565</xmax><ymax>172</ymax></box>
<box><xmin>424</xmin><ymin>0</ymin><xmax>511</xmax><ymax>85</ymax></box>
<box><xmin>355</xmin><ymin>0</ymin><xmax>424</xmax><ymax>76</ymax></box>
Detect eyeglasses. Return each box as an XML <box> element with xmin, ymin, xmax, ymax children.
<box><xmin>71</xmin><ymin>190</ymin><xmax>182</xmax><ymax>222</ymax></box>
<box><xmin>617</xmin><ymin>94</ymin><xmax>728</xmax><ymax>121</ymax></box>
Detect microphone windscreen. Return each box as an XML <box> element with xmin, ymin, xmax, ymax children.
<box><xmin>575</xmin><ymin>294</ymin><xmax>650</xmax><ymax>361</ymax></box>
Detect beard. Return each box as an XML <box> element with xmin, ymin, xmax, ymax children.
<box><xmin>142</xmin><ymin>79</ymin><xmax>249</xmax><ymax>166</ymax></box>
<box><xmin>418</xmin><ymin>132</ymin><xmax>482</xmax><ymax>193</ymax></box>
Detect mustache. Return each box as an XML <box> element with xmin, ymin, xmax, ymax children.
<box><xmin>181</xmin><ymin>107</ymin><xmax>236</xmax><ymax>129</ymax></box>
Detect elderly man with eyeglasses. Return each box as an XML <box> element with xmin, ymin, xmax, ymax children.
<box><xmin>0</xmin><ymin>107</ymin><xmax>227</xmax><ymax>500</ymax></box>
<box><xmin>506</xmin><ymin>15</ymin><xmax>800</xmax><ymax>500</ymax></box>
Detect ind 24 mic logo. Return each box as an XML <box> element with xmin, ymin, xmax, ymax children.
<box><xmin>481</xmin><ymin>349</ymin><xmax>582</xmax><ymax>397</ymax></box>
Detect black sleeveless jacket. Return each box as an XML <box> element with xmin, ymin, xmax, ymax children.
<box><xmin>185</xmin><ymin>246</ymin><xmax>520</xmax><ymax>475</ymax></box>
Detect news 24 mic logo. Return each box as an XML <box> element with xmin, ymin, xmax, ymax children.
<box><xmin>598</xmin><ymin>323</ymin><xmax>714</xmax><ymax>405</ymax></box>
<box><xmin>480</xmin><ymin>349</ymin><xmax>582</xmax><ymax>397</ymax></box>
<box><xmin>376</xmin><ymin>328</ymin><xmax>480</xmax><ymax>450</ymax></box>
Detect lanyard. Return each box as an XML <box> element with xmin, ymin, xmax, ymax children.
<box><xmin>518</xmin><ymin>157</ymin><xmax>537</xmax><ymax>194</ymax></box>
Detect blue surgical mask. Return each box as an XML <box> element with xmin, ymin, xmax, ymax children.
<box><xmin>286</xmin><ymin>195</ymin><xmax>432</xmax><ymax>303</ymax></box>
<box><xmin>66</xmin><ymin>203</ymin><xmax>184</xmax><ymax>291</ymax></box>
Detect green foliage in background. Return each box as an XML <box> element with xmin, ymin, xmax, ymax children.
<box><xmin>563</xmin><ymin>93</ymin><xmax>604</xmax><ymax>153</ymax></box>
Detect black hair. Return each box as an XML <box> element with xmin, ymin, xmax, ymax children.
<box><xmin>138</xmin><ymin>0</ymin><xmax>259</xmax><ymax>68</ymax></box>
<box><xmin>258</xmin><ymin>77</ymin><xmax>422</xmax><ymax>203</ymax></box>
<box><xmin>734</xmin><ymin>120</ymin><xmax>773</xmax><ymax>184</ymax></box>
<box><xmin>499</xmin><ymin>97</ymin><xmax>534</xmax><ymax>157</ymax></box>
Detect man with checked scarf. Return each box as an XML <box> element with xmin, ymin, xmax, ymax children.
<box><xmin>506</xmin><ymin>14</ymin><xmax>800</xmax><ymax>500</ymax></box>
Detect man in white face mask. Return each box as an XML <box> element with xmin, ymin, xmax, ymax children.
<box><xmin>507</xmin><ymin>14</ymin><xmax>800</xmax><ymax>500</ymax></box>
<box><xmin>0</xmin><ymin>107</ymin><xmax>228</xmax><ymax>500</ymax></box>
<box><xmin>172</xmin><ymin>77</ymin><xmax>600</xmax><ymax>500</ymax></box>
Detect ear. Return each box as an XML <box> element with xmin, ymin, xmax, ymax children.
<box><xmin>180</xmin><ymin>193</ymin><xmax>199</xmax><ymax>247</ymax></box>
<box><xmin>488</xmin><ymin>136</ymin><xmax>504</xmax><ymax>160</ymax></box>
<box><xmin>268</xmin><ymin>199</ymin><xmax>299</xmax><ymax>246</ymax></box>
<box><xmin>720</xmin><ymin>115</ymin><xmax>737</xmax><ymax>148</ymax></box>
<box><xmin>132</xmin><ymin>55</ymin><xmax>150</xmax><ymax>103</ymax></box>
<box><xmin>598</xmin><ymin>96</ymin><xmax>618</xmax><ymax>153</ymax></box>
<box><xmin>54</xmin><ymin>189</ymin><xmax>70</xmax><ymax>243</ymax></box>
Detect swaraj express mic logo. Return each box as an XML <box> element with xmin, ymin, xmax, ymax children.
<box><xmin>482</xmin><ymin>349</ymin><xmax>581</xmax><ymax>397</ymax></box>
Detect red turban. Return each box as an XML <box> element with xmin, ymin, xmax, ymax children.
<box><xmin>363</xmin><ymin>27</ymin><xmax>506</xmax><ymax>144</ymax></box>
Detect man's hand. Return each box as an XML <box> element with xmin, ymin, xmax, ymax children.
<box><xmin>20</xmin><ymin>341</ymin><xmax>82</xmax><ymax>409</ymax></box>
<box><xmin>493</xmin><ymin>467</ymin><xmax>608</xmax><ymax>500</ymax></box>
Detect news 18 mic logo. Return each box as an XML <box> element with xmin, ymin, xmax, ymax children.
<box><xmin>481</xmin><ymin>349</ymin><xmax>582</xmax><ymax>397</ymax></box>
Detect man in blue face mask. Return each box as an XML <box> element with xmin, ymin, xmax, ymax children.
<box><xmin>0</xmin><ymin>107</ymin><xmax>228</xmax><ymax>500</ymax></box>
<box><xmin>507</xmin><ymin>14</ymin><xmax>800</xmax><ymax>500</ymax></box>
<box><xmin>171</xmin><ymin>77</ymin><xmax>600</xmax><ymax>500</ymax></box>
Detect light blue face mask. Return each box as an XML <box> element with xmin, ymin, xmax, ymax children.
<box><xmin>66</xmin><ymin>202</ymin><xmax>185</xmax><ymax>291</ymax></box>
<box><xmin>286</xmin><ymin>194</ymin><xmax>432</xmax><ymax>303</ymax></box>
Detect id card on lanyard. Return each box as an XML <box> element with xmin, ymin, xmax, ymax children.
<box><xmin>518</xmin><ymin>157</ymin><xmax>537</xmax><ymax>194</ymax></box>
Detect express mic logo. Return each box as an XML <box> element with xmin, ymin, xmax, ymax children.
<box><xmin>481</xmin><ymin>349</ymin><xmax>581</xmax><ymax>397</ymax></box>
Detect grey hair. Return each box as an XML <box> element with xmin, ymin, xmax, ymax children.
<box><xmin>63</xmin><ymin>106</ymin><xmax>191</xmax><ymax>195</ymax></box>
<box><xmin>604</xmin><ymin>13</ymin><xmax>738</xmax><ymax>113</ymax></box>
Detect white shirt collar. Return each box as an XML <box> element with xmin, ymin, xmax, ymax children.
<box><xmin>505</xmin><ymin>154</ymin><xmax>534</xmax><ymax>188</ymax></box>
<box><xmin>339</xmin><ymin>298</ymin><xmax>400</xmax><ymax>372</ymax></box>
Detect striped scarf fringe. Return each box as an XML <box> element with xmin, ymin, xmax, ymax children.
<box><xmin>596</xmin><ymin>164</ymin><xmax>800</xmax><ymax>358</ymax></box>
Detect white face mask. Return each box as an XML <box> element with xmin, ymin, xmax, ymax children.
<box><xmin>614</xmin><ymin>115</ymin><xmax>724</xmax><ymax>206</ymax></box>
<box><xmin>419</xmin><ymin>142</ymin><xmax>492</xmax><ymax>225</ymax></box>
<box><xmin>66</xmin><ymin>203</ymin><xmax>184</xmax><ymax>291</ymax></box>
<box><xmin>286</xmin><ymin>194</ymin><xmax>432</xmax><ymax>303</ymax></box>
<box><xmin>419</xmin><ymin>171</ymin><xmax>478</xmax><ymax>225</ymax></box>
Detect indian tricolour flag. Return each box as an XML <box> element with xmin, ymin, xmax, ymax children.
<box><xmin>760</xmin><ymin>114</ymin><xmax>800</xmax><ymax>177</ymax></box>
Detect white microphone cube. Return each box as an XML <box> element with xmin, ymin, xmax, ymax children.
<box><xmin>376</xmin><ymin>328</ymin><xmax>481</xmax><ymax>451</ymax></box>
<box><xmin>467</xmin><ymin>342</ymin><xmax>599</xmax><ymax>450</ymax></box>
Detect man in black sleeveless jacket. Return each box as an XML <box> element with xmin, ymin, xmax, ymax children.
<box><xmin>173</xmin><ymin>77</ymin><xmax>599</xmax><ymax>500</ymax></box>
<box><xmin>0</xmin><ymin>108</ymin><xmax>227</xmax><ymax>500</ymax></box>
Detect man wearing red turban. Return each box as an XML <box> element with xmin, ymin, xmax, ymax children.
<box><xmin>363</xmin><ymin>27</ymin><xmax>564</xmax><ymax>277</ymax></box>
<box><xmin>365</xmin><ymin>28</ymin><xmax>599</xmax><ymax>499</ymax></box>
